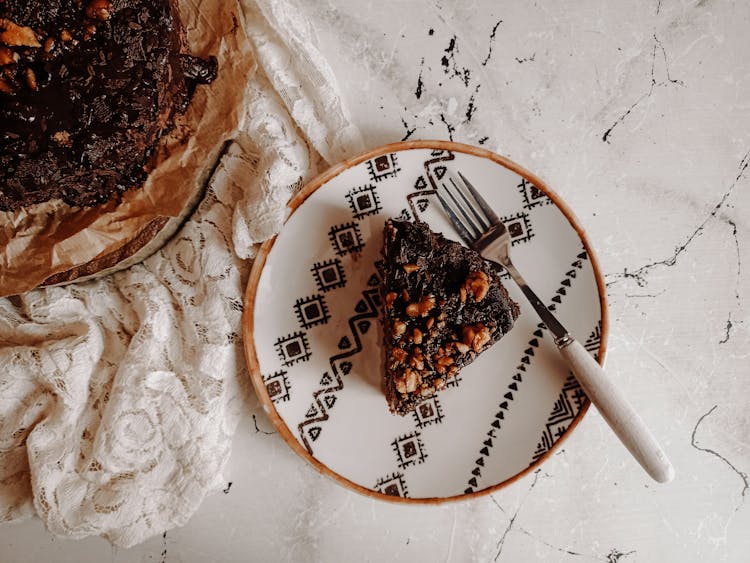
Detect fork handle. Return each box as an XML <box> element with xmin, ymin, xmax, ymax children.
<box><xmin>558</xmin><ymin>339</ymin><xmax>675</xmax><ymax>483</ymax></box>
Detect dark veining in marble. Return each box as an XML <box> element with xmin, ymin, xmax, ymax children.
<box><xmin>482</xmin><ymin>20</ymin><xmax>503</xmax><ymax>66</ymax></box>
<box><xmin>401</xmin><ymin>117</ymin><xmax>417</xmax><ymax>141</ymax></box>
<box><xmin>439</xmin><ymin>112</ymin><xmax>455</xmax><ymax>141</ymax></box>
<box><xmin>602</xmin><ymin>34</ymin><xmax>684</xmax><ymax>143</ymax></box>
<box><xmin>415</xmin><ymin>58</ymin><xmax>425</xmax><ymax>99</ymax></box>
<box><xmin>691</xmin><ymin>405</ymin><xmax>749</xmax><ymax>511</ymax></box>
<box><xmin>441</xmin><ymin>35</ymin><xmax>471</xmax><ymax>87</ymax></box>
<box><xmin>606</xmin><ymin>548</ymin><xmax>637</xmax><ymax>562</ymax></box>
<box><xmin>606</xmin><ymin>149</ymin><xmax>749</xmax><ymax>287</ymax></box>
<box><xmin>493</xmin><ymin>469</ymin><xmax>542</xmax><ymax>561</ymax></box>
<box><xmin>161</xmin><ymin>531</ymin><xmax>168</xmax><ymax>563</ymax></box>
<box><xmin>465</xmin><ymin>85</ymin><xmax>481</xmax><ymax>122</ymax></box>
<box><xmin>515</xmin><ymin>53</ymin><xmax>536</xmax><ymax>64</ymax></box>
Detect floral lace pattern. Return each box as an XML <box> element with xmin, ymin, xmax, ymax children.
<box><xmin>0</xmin><ymin>0</ymin><xmax>362</xmax><ymax>547</ymax></box>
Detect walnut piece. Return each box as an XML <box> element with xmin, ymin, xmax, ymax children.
<box><xmin>402</xmin><ymin>263</ymin><xmax>420</xmax><ymax>274</ymax></box>
<box><xmin>391</xmin><ymin>320</ymin><xmax>406</xmax><ymax>338</ymax></box>
<box><xmin>463</xmin><ymin>271</ymin><xmax>490</xmax><ymax>302</ymax></box>
<box><xmin>412</xmin><ymin>328</ymin><xmax>423</xmax><ymax>344</ymax></box>
<box><xmin>0</xmin><ymin>19</ymin><xmax>41</xmax><ymax>48</ymax></box>
<box><xmin>405</xmin><ymin>295</ymin><xmax>435</xmax><ymax>317</ymax></box>
<box><xmin>0</xmin><ymin>46</ymin><xmax>14</xmax><ymax>66</ymax></box>
<box><xmin>462</xmin><ymin>322</ymin><xmax>491</xmax><ymax>352</ymax></box>
<box><xmin>86</xmin><ymin>0</ymin><xmax>112</xmax><ymax>21</ymax></box>
<box><xmin>25</xmin><ymin>67</ymin><xmax>37</xmax><ymax>90</ymax></box>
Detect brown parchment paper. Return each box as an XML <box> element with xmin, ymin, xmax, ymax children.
<box><xmin>0</xmin><ymin>0</ymin><xmax>256</xmax><ymax>297</ymax></box>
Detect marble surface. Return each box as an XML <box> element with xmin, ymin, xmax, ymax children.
<box><xmin>2</xmin><ymin>0</ymin><xmax>749</xmax><ymax>560</ymax></box>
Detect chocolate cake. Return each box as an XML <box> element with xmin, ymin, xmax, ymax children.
<box><xmin>0</xmin><ymin>0</ymin><xmax>217</xmax><ymax>211</ymax></box>
<box><xmin>378</xmin><ymin>219</ymin><xmax>521</xmax><ymax>415</ymax></box>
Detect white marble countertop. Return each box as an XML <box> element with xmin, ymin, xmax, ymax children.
<box><xmin>2</xmin><ymin>0</ymin><xmax>749</xmax><ymax>561</ymax></box>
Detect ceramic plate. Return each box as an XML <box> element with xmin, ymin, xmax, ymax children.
<box><xmin>243</xmin><ymin>141</ymin><xmax>607</xmax><ymax>501</ymax></box>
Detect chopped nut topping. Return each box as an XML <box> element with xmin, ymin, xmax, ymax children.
<box><xmin>402</xmin><ymin>263</ymin><xmax>419</xmax><ymax>274</ymax></box>
<box><xmin>459</xmin><ymin>286</ymin><xmax>467</xmax><ymax>303</ymax></box>
<box><xmin>463</xmin><ymin>271</ymin><xmax>490</xmax><ymax>302</ymax></box>
<box><xmin>390</xmin><ymin>347</ymin><xmax>407</xmax><ymax>364</ymax></box>
<box><xmin>43</xmin><ymin>38</ymin><xmax>55</xmax><ymax>53</ymax></box>
<box><xmin>425</xmin><ymin>317</ymin><xmax>435</xmax><ymax>329</ymax></box>
<box><xmin>0</xmin><ymin>19</ymin><xmax>41</xmax><ymax>48</ymax></box>
<box><xmin>60</xmin><ymin>30</ymin><xmax>73</xmax><ymax>43</ymax></box>
<box><xmin>391</xmin><ymin>320</ymin><xmax>406</xmax><ymax>338</ymax></box>
<box><xmin>462</xmin><ymin>323</ymin><xmax>491</xmax><ymax>352</ymax></box>
<box><xmin>52</xmin><ymin>131</ymin><xmax>73</xmax><ymax>147</ymax></box>
<box><xmin>395</xmin><ymin>378</ymin><xmax>406</xmax><ymax>394</ymax></box>
<box><xmin>385</xmin><ymin>292</ymin><xmax>397</xmax><ymax>309</ymax></box>
<box><xmin>412</xmin><ymin>328</ymin><xmax>423</xmax><ymax>344</ymax></box>
<box><xmin>454</xmin><ymin>342</ymin><xmax>470</xmax><ymax>355</ymax></box>
<box><xmin>403</xmin><ymin>369</ymin><xmax>419</xmax><ymax>393</ymax></box>
<box><xmin>83</xmin><ymin>25</ymin><xmax>98</xmax><ymax>41</ymax></box>
<box><xmin>86</xmin><ymin>0</ymin><xmax>113</xmax><ymax>21</ymax></box>
<box><xmin>406</xmin><ymin>295</ymin><xmax>435</xmax><ymax>317</ymax></box>
<box><xmin>25</xmin><ymin>68</ymin><xmax>37</xmax><ymax>90</ymax></box>
<box><xmin>0</xmin><ymin>46</ymin><xmax>14</xmax><ymax>66</ymax></box>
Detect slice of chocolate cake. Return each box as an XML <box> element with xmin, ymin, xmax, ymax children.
<box><xmin>378</xmin><ymin>219</ymin><xmax>521</xmax><ymax>415</ymax></box>
<box><xmin>0</xmin><ymin>0</ymin><xmax>217</xmax><ymax>211</ymax></box>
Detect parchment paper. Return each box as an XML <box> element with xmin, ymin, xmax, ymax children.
<box><xmin>0</xmin><ymin>0</ymin><xmax>256</xmax><ymax>297</ymax></box>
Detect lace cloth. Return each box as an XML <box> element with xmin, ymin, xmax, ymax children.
<box><xmin>0</xmin><ymin>0</ymin><xmax>363</xmax><ymax>547</ymax></box>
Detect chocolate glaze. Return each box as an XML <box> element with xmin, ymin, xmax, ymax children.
<box><xmin>0</xmin><ymin>1</ymin><xmax>217</xmax><ymax>211</ymax></box>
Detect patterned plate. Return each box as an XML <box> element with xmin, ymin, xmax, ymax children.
<box><xmin>243</xmin><ymin>140</ymin><xmax>608</xmax><ymax>501</ymax></box>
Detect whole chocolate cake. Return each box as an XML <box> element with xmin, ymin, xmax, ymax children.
<box><xmin>378</xmin><ymin>219</ymin><xmax>521</xmax><ymax>415</ymax></box>
<box><xmin>0</xmin><ymin>0</ymin><xmax>217</xmax><ymax>211</ymax></box>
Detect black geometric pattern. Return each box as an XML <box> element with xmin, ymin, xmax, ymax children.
<box><xmin>412</xmin><ymin>396</ymin><xmax>445</xmax><ymax>429</ymax></box>
<box><xmin>424</xmin><ymin>151</ymin><xmax>455</xmax><ymax>186</ymax></box>
<box><xmin>500</xmin><ymin>212</ymin><xmax>534</xmax><ymax>246</ymax></box>
<box><xmin>374</xmin><ymin>472</ymin><xmax>409</xmax><ymax>498</ymax></box>
<box><xmin>294</xmin><ymin>294</ymin><xmax>330</xmax><ymax>329</ymax></box>
<box><xmin>263</xmin><ymin>370</ymin><xmax>291</xmax><ymax>404</ymax></box>
<box><xmin>530</xmin><ymin>374</ymin><xmax>588</xmax><ymax>464</ymax></box>
<box><xmin>298</xmin><ymin>282</ymin><xmax>382</xmax><ymax>454</ymax></box>
<box><xmin>392</xmin><ymin>431</ymin><xmax>428</xmax><ymax>469</ymax></box>
<box><xmin>405</xmin><ymin>150</ymin><xmax>456</xmax><ymax>219</ymax></box>
<box><xmin>396</xmin><ymin>208</ymin><xmax>413</xmax><ymax>222</ymax></box>
<box><xmin>274</xmin><ymin>332</ymin><xmax>311</xmax><ymax>367</ymax></box>
<box><xmin>367</xmin><ymin>153</ymin><xmax>400</xmax><ymax>182</ymax></box>
<box><xmin>463</xmin><ymin>247</ymin><xmax>591</xmax><ymax>494</ymax></box>
<box><xmin>346</xmin><ymin>184</ymin><xmax>382</xmax><ymax>219</ymax></box>
<box><xmin>529</xmin><ymin>322</ymin><xmax>602</xmax><ymax>464</ymax></box>
<box><xmin>433</xmin><ymin>165</ymin><xmax>448</xmax><ymax>180</ymax></box>
<box><xmin>584</xmin><ymin>320</ymin><xmax>602</xmax><ymax>358</ymax></box>
<box><xmin>444</xmin><ymin>372</ymin><xmax>463</xmax><ymax>389</ymax></box>
<box><xmin>549</xmin><ymin>249</ymin><xmax>588</xmax><ymax>312</ymax></box>
<box><xmin>328</xmin><ymin>222</ymin><xmax>364</xmax><ymax>256</ymax></box>
<box><xmin>518</xmin><ymin>178</ymin><xmax>553</xmax><ymax>210</ymax></box>
<box><xmin>311</xmin><ymin>259</ymin><xmax>346</xmax><ymax>293</ymax></box>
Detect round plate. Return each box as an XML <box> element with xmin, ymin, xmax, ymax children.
<box><xmin>243</xmin><ymin>140</ymin><xmax>608</xmax><ymax>502</ymax></box>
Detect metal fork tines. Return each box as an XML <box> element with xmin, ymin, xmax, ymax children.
<box><xmin>436</xmin><ymin>171</ymin><xmax>570</xmax><ymax>345</ymax></box>
<box><xmin>434</xmin><ymin>169</ymin><xmax>675</xmax><ymax>484</ymax></box>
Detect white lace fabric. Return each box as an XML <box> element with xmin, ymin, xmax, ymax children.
<box><xmin>0</xmin><ymin>0</ymin><xmax>363</xmax><ymax>547</ymax></box>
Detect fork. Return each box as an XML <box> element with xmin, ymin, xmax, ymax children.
<box><xmin>436</xmin><ymin>171</ymin><xmax>675</xmax><ymax>484</ymax></box>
